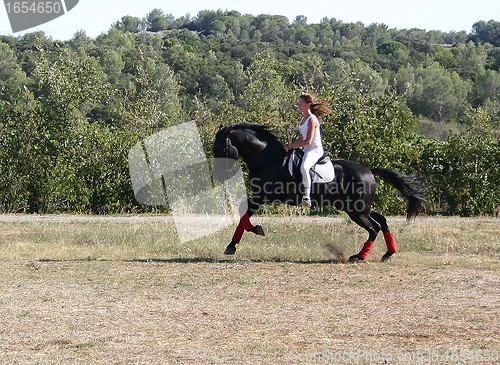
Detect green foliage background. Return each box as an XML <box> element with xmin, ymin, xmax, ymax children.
<box><xmin>0</xmin><ymin>11</ymin><xmax>498</xmax><ymax>216</ymax></box>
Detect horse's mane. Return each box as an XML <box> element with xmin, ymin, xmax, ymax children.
<box><xmin>228</xmin><ymin>123</ymin><xmax>281</xmax><ymax>145</ymax></box>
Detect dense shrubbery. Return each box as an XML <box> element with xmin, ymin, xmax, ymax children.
<box><xmin>0</xmin><ymin>10</ymin><xmax>498</xmax><ymax>216</ymax></box>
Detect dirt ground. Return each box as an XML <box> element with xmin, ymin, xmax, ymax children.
<box><xmin>0</xmin><ymin>258</ymin><xmax>498</xmax><ymax>364</ymax></box>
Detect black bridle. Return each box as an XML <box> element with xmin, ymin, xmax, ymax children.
<box><xmin>213</xmin><ymin>126</ymin><xmax>234</xmax><ymax>159</ymax></box>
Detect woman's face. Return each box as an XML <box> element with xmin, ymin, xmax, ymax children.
<box><xmin>297</xmin><ymin>97</ymin><xmax>310</xmax><ymax>114</ymax></box>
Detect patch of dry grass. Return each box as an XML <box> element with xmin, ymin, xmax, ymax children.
<box><xmin>0</xmin><ymin>217</ymin><xmax>498</xmax><ymax>364</ymax></box>
<box><xmin>0</xmin><ymin>260</ymin><xmax>498</xmax><ymax>364</ymax></box>
<box><xmin>0</xmin><ymin>217</ymin><xmax>498</xmax><ymax>264</ymax></box>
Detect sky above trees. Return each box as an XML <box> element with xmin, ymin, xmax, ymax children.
<box><xmin>1</xmin><ymin>0</ymin><xmax>499</xmax><ymax>40</ymax></box>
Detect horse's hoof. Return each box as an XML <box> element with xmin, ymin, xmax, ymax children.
<box><xmin>224</xmin><ymin>243</ymin><xmax>237</xmax><ymax>255</ymax></box>
<box><xmin>252</xmin><ymin>225</ymin><xmax>265</xmax><ymax>236</ymax></box>
<box><xmin>381</xmin><ymin>252</ymin><xmax>395</xmax><ymax>262</ymax></box>
<box><xmin>348</xmin><ymin>254</ymin><xmax>363</xmax><ymax>263</ymax></box>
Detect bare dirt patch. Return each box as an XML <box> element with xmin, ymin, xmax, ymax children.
<box><xmin>0</xmin><ymin>259</ymin><xmax>498</xmax><ymax>364</ymax></box>
<box><xmin>0</xmin><ymin>216</ymin><xmax>498</xmax><ymax>364</ymax></box>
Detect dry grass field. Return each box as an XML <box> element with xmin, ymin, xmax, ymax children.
<box><xmin>0</xmin><ymin>216</ymin><xmax>499</xmax><ymax>364</ymax></box>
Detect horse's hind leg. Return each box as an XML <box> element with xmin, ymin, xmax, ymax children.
<box><xmin>369</xmin><ymin>211</ymin><xmax>397</xmax><ymax>262</ymax></box>
<box><xmin>347</xmin><ymin>212</ymin><xmax>379</xmax><ymax>262</ymax></box>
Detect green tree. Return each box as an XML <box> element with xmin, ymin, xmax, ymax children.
<box><xmin>419</xmin><ymin>108</ymin><xmax>499</xmax><ymax>216</ymax></box>
<box><xmin>350</xmin><ymin>60</ymin><xmax>388</xmax><ymax>96</ymax></box>
<box><xmin>32</xmin><ymin>49</ymin><xmax>109</xmax><ymax>125</ymax></box>
<box><xmin>377</xmin><ymin>41</ymin><xmax>408</xmax><ymax>56</ymax></box>
<box><xmin>471</xmin><ymin>69</ymin><xmax>500</xmax><ymax>107</ymax></box>
<box><xmin>145</xmin><ymin>9</ymin><xmax>174</xmax><ymax>32</ymax></box>
<box><xmin>113</xmin><ymin>16</ymin><xmax>144</xmax><ymax>33</ymax></box>
<box><xmin>115</xmin><ymin>59</ymin><xmax>182</xmax><ymax>132</ymax></box>
<box><xmin>44</xmin><ymin>121</ymin><xmax>137</xmax><ymax>213</ymax></box>
<box><xmin>99</xmin><ymin>49</ymin><xmax>125</xmax><ymax>84</ymax></box>
<box><xmin>433</xmin><ymin>45</ymin><xmax>456</xmax><ymax>70</ymax></box>
<box><xmin>451</xmin><ymin>41</ymin><xmax>488</xmax><ymax>79</ymax></box>
<box><xmin>396</xmin><ymin>62</ymin><xmax>471</xmax><ymax>122</ymax></box>
<box><xmin>0</xmin><ymin>42</ymin><xmax>30</xmax><ymax>103</ymax></box>
<box><xmin>237</xmin><ymin>52</ymin><xmax>299</xmax><ymax>140</ymax></box>
<box><xmin>68</xmin><ymin>30</ymin><xmax>95</xmax><ymax>54</ymax></box>
<box><xmin>0</xmin><ymin>97</ymin><xmax>42</xmax><ymax>212</ymax></box>
<box><xmin>470</xmin><ymin>20</ymin><xmax>500</xmax><ymax>46</ymax></box>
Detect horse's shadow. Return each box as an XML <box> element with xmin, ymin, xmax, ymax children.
<box><xmin>37</xmin><ymin>257</ymin><xmax>343</xmax><ymax>264</ymax></box>
<box><xmin>125</xmin><ymin>257</ymin><xmax>343</xmax><ymax>264</ymax></box>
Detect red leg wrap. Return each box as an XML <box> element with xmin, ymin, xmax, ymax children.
<box><xmin>231</xmin><ymin>214</ymin><xmax>254</xmax><ymax>243</ymax></box>
<box><xmin>383</xmin><ymin>231</ymin><xmax>398</xmax><ymax>253</ymax></box>
<box><xmin>232</xmin><ymin>222</ymin><xmax>244</xmax><ymax>242</ymax></box>
<box><xmin>241</xmin><ymin>213</ymin><xmax>254</xmax><ymax>231</ymax></box>
<box><xmin>358</xmin><ymin>240</ymin><xmax>374</xmax><ymax>260</ymax></box>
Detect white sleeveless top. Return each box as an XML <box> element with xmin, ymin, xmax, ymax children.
<box><xmin>298</xmin><ymin>115</ymin><xmax>323</xmax><ymax>153</ymax></box>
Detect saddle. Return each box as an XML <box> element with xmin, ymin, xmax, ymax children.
<box><xmin>287</xmin><ymin>149</ymin><xmax>340</xmax><ymax>184</ymax></box>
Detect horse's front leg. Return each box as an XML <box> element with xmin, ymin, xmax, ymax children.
<box><xmin>224</xmin><ymin>198</ymin><xmax>264</xmax><ymax>255</ymax></box>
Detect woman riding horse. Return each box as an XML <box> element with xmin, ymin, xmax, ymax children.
<box><xmin>213</xmin><ymin>123</ymin><xmax>425</xmax><ymax>262</ymax></box>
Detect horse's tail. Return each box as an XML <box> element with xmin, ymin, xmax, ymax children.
<box><xmin>371</xmin><ymin>168</ymin><xmax>426</xmax><ymax>221</ymax></box>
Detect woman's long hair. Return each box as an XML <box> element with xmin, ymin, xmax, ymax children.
<box><xmin>300</xmin><ymin>93</ymin><xmax>332</xmax><ymax>116</ymax></box>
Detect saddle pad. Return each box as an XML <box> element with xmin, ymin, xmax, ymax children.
<box><xmin>288</xmin><ymin>151</ymin><xmax>336</xmax><ymax>183</ymax></box>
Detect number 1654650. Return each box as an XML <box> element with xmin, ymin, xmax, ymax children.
<box><xmin>5</xmin><ymin>2</ymin><xmax>63</xmax><ymax>14</ymax></box>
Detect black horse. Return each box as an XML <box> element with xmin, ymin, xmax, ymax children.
<box><xmin>213</xmin><ymin>123</ymin><xmax>425</xmax><ymax>262</ymax></box>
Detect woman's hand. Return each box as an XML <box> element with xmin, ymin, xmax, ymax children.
<box><xmin>284</xmin><ymin>143</ymin><xmax>292</xmax><ymax>152</ymax></box>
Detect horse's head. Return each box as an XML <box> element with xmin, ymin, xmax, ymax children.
<box><xmin>212</xmin><ymin>125</ymin><xmax>240</xmax><ymax>182</ymax></box>
<box><xmin>213</xmin><ymin>123</ymin><xmax>284</xmax><ymax>182</ymax></box>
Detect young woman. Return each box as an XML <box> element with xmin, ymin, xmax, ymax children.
<box><xmin>284</xmin><ymin>93</ymin><xmax>331</xmax><ymax>207</ymax></box>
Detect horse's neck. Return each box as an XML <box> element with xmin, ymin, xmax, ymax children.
<box><xmin>231</xmin><ymin>130</ymin><xmax>282</xmax><ymax>170</ymax></box>
<box><xmin>233</xmin><ymin>136</ymin><xmax>265</xmax><ymax>166</ymax></box>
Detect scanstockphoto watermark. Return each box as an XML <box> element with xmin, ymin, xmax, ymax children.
<box><xmin>3</xmin><ymin>0</ymin><xmax>79</xmax><ymax>32</ymax></box>
<box><xmin>249</xmin><ymin>177</ymin><xmax>371</xmax><ymax>212</ymax></box>
<box><xmin>128</xmin><ymin>121</ymin><xmax>248</xmax><ymax>244</ymax></box>
<box><xmin>291</xmin><ymin>348</ymin><xmax>500</xmax><ymax>364</ymax></box>
<box><xmin>249</xmin><ymin>177</ymin><xmax>372</xmax><ymax>196</ymax></box>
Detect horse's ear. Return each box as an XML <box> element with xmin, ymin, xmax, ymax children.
<box><xmin>219</xmin><ymin>124</ymin><xmax>224</xmax><ymax>130</ymax></box>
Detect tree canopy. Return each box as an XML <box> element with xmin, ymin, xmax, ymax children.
<box><xmin>0</xmin><ymin>11</ymin><xmax>498</xmax><ymax>216</ymax></box>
